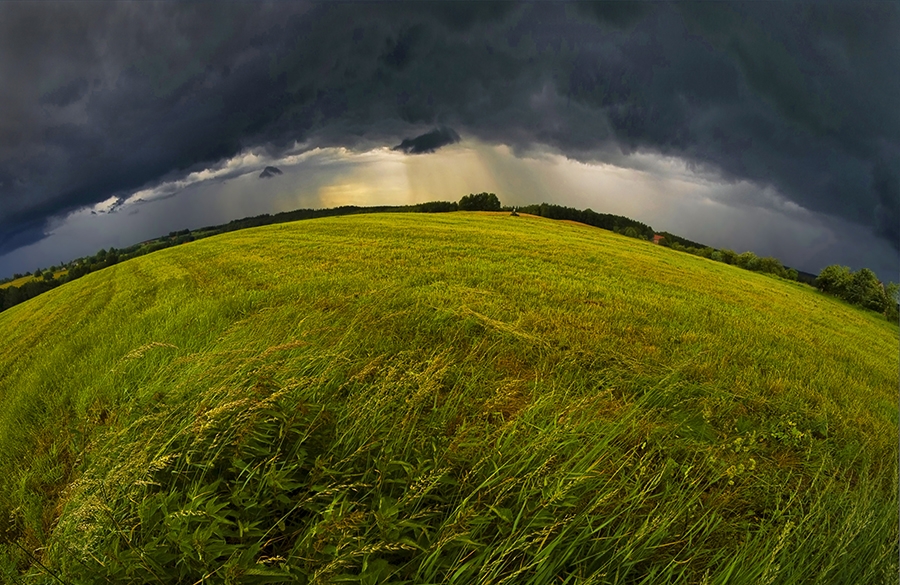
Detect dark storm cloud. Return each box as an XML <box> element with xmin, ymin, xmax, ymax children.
<box><xmin>1</xmin><ymin>1</ymin><xmax>898</xmax><ymax>263</ymax></box>
<box><xmin>259</xmin><ymin>166</ymin><xmax>283</xmax><ymax>179</ymax></box>
<box><xmin>393</xmin><ymin>127</ymin><xmax>461</xmax><ymax>154</ymax></box>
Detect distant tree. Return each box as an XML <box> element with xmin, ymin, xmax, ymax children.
<box><xmin>2</xmin><ymin>286</ymin><xmax>22</xmax><ymax>310</ymax></box>
<box><xmin>417</xmin><ymin>201</ymin><xmax>458</xmax><ymax>213</ymax></box>
<box><xmin>33</xmin><ymin>269</ymin><xmax>42</xmax><ymax>278</ymax></box>
<box><xmin>68</xmin><ymin>263</ymin><xmax>89</xmax><ymax>280</ymax></box>
<box><xmin>847</xmin><ymin>268</ymin><xmax>887</xmax><ymax>312</ymax></box>
<box><xmin>736</xmin><ymin>251</ymin><xmax>759</xmax><ymax>271</ymax></box>
<box><xmin>815</xmin><ymin>265</ymin><xmax>852</xmax><ymax>298</ymax></box>
<box><xmin>42</xmin><ymin>271</ymin><xmax>54</xmax><ymax>281</ymax></box>
<box><xmin>620</xmin><ymin>226</ymin><xmax>641</xmax><ymax>239</ymax></box>
<box><xmin>785</xmin><ymin>268</ymin><xmax>799</xmax><ymax>281</ymax></box>
<box><xmin>459</xmin><ymin>192</ymin><xmax>501</xmax><ymax>211</ymax></box>
<box><xmin>656</xmin><ymin>231</ymin><xmax>708</xmax><ymax>250</ymax></box>
<box><xmin>756</xmin><ymin>257</ymin><xmax>787</xmax><ymax>278</ymax></box>
<box><xmin>712</xmin><ymin>249</ymin><xmax>741</xmax><ymax>265</ymax></box>
<box><xmin>885</xmin><ymin>282</ymin><xmax>899</xmax><ymax>323</ymax></box>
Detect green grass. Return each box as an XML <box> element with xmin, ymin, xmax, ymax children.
<box><xmin>0</xmin><ymin>212</ymin><xmax>896</xmax><ymax>583</ymax></box>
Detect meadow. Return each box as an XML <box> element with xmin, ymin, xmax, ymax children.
<box><xmin>0</xmin><ymin>212</ymin><xmax>896</xmax><ymax>583</ymax></box>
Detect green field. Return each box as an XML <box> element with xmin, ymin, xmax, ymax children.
<box><xmin>0</xmin><ymin>275</ymin><xmax>33</xmax><ymax>289</ymax></box>
<box><xmin>0</xmin><ymin>270</ymin><xmax>68</xmax><ymax>290</ymax></box>
<box><xmin>0</xmin><ymin>212</ymin><xmax>896</xmax><ymax>583</ymax></box>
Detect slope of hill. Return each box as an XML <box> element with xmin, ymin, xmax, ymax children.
<box><xmin>0</xmin><ymin>212</ymin><xmax>896</xmax><ymax>583</ymax></box>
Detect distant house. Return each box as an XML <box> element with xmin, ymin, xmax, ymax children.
<box><xmin>652</xmin><ymin>234</ymin><xmax>665</xmax><ymax>245</ymax></box>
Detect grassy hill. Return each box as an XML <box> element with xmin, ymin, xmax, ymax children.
<box><xmin>0</xmin><ymin>212</ymin><xmax>896</xmax><ymax>584</ymax></box>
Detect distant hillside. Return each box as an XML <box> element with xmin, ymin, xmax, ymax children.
<box><xmin>0</xmin><ymin>213</ymin><xmax>896</xmax><ymax>583</ymax></box>
<box><xmin>4</xmin><ymin>199</ymin><xmax>896</xmax><ymax>323</ymax></box>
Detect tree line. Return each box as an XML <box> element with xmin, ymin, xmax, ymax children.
<box><xmin>814</xmin><ymin>265</ymin><xmax>899</xmax><ymax>322</ymax></box>
<box><xmin>513</xmin><ymin>202</ymin><xmax>805</xmax><ymax>277</ymax></box>
<box><xmin>1</xmin><ymin>193</ymin><xmax>897</xmax><ymax>323</ymax></box>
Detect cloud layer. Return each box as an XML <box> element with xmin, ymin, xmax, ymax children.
<box><xmin>393</xmin><ymin>127</ymin><xmax>462</xmax><ymax>154</ymax></box>
<box><xmin>0</xmin><ymin>1</ymin><xmax>897</xmax><ymax>270</ymax></box>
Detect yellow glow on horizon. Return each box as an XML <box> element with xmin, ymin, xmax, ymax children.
<box><xmin>310</xmin><ymin>142</ymin><xmax>510</xmax><ymax>207</ymax></box>
<box><xmin>298</xmin><ymin>140</ymin><xmax>744</xmax><ymax>228</ymax></box>
<box><xmin>318</xmin><ymin>181</ymin><xmax>385</xmax><ymax>207</ymax></box>
<box><xmin>314</xmin><ymin>151</ymin><xmax>410</xmax><ymax>207</ymax></box>
<box><xmin>403</xmin><ymin>144</ymin><xmax>501</xmax><ymax>201</ymax></box>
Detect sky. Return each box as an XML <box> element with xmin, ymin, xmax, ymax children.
<box><xmin>1</xmin><ymin>1</ymin><xmax>898</xmax><ymax>282</ymax></box>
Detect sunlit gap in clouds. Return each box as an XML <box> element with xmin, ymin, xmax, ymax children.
<box><xmin>0</xmin><ymin>139</ymin><xmax>894</xmax><ymax>281</ymax></box>
<box><xmin>0</xmin><ymin>141</ymin><xmax>500</xmax><ymax>275</ymax></box>
<box><xmin>113</xmin><ymin>141</ymin><xmax>505</xmax><ymax>212</ymax></box>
